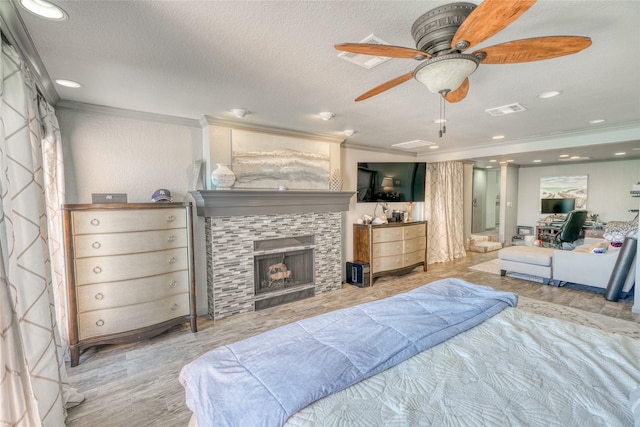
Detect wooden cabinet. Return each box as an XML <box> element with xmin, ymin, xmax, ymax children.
<box><xmin>63</xmin><ymin>203</ymin><xmax>197</xmax><ymax>366</ymax></box>
<box><xmin>353</xmin><ymin>221</ymin><xmax>427</xmax><ymax>286</ymax></box>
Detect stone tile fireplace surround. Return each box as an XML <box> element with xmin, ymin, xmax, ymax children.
<box><xmin>192</xmin><ymin>190</ymin><xmax>353</xmax><ymax>319</ymax></box>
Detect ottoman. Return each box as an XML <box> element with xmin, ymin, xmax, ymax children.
<box><xmin>498</xmin><ymin>246</ymin><xmax>555</xmax><ymax>285</ymax></box>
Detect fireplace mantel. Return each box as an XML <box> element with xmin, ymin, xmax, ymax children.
<box><xmin>191</xmin><ymin>190</ymin><xmax>354</xmax><ymax>217</ymax></box>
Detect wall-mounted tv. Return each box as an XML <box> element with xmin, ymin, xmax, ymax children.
<box><xmin>357</xmin><ymin>162</ymin><xmax>426</xmax><ymax>203</ymax></box>
<box><xmin>541</xmin><ymin>198</ymin><xmax>575</xmax><ymax>214</ymax></box>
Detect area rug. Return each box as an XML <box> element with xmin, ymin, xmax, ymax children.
<box><xmin>517</xmin><ymin>296</ymin><xmax>639</xmax><ymax>338</ymax></box>
<box><xmin>468</xmin><ymin>258</ymin><xmax>544</xmax><ymax>283</ymax></box>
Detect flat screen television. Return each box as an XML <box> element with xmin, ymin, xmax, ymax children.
<box><xmin>540</xmin><ymin>198</ymin><xmax>575</xmax><ymax>214</ymax></box>
<box><xmin>357</xmin><ymin>162</ymin><xmax>426</xmax><ymax>203</ymax></box>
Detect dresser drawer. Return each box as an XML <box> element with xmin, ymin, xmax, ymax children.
<box><xmin>404</xmin><ymin>236</ymin><xmax>426</xmax><ymax>253</ymax></box>
<box><xmin>403</xmin><ymin>250</ymin><xmax>425</xmax><ymax>267</ymax></box>
<box><xmin>372</xmin><ymin>254</ymin><xmax>403</xmax><ymax>273</ymax></box>
<box><xmin>73</xmin><ymin>229</ymin><xmax>187</xmax><ymax>258</ymax></box>
<box><xmin>403</xmin><ymin>224</ymin><xmax>426</xmax><ymax>239</ymax></box>
<box><xmin>372</xmin><ymin>240</ymin><xmax>403</xmax><ymax>257</ymax></box>
<box><xmin>72</xmin><ymin>208</ymin><xmax>186</xmax><ymax>234</ymax></box>
<box><xmin>372</xmin><ymin>227</ymin><xmax>404</xmax><ymax>243</ymax></box>
<box><xmin>76</xmin><ymin>271</ymin><xmax>189</xmax><ymax>311</ymax></box>
<box><xmin>75</xmin><ymin>248</ymin><xmax>188</xmax><ymax>285</ymax></box>
<box><xmin>78</xmin><ymin>293</ymin><xmax>190</xmax><ymax>340</ymax></box>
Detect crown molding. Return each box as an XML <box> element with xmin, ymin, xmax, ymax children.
<box><xmin>200</xmin><ymin>115</ymin><xmax>345</xmax><ymax>145</ymax></box>
<box><xmin>0</xmin><ymin>0</ymin><xmax>58</xmax><ymax>104</ymax></box>
<box><xmin>56</xmin><ymin>100</ymin><xmax>201</xmax><ymax>127</ymax></box>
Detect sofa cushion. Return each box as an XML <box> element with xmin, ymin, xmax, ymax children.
<box><xmin>498</xmin><ymin>246</ymin><xmax>554</xmax><ymax>267</ymax></box>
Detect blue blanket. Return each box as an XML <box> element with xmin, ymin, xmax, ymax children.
<box><xmin>180</xmin><ymin>278</ymin><xmax>517</xmax><ymax>427</ymax></box>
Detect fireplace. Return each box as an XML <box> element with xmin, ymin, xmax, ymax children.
<box><xmin>192</xmin><ymin>190</ymin><xmax>353</xmax><ymax>319</ymax></box>
<box><xmin>254</xmin><ymin>235</ymin><xmax>315</xmax><ymax>310</ymax></box>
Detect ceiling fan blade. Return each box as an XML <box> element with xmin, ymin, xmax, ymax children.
<box><xmin>473</xmin><ymin>36</ymin><xmax>592</xmax><ymax>64</ymax></box>
<box><xmin>445</xmin><ymin>78</ymin><xmax>469</xmax><ymax>103</ymax></box>
<box><xmin>355</xmin><ymin>72</ymin><xmax>414</xmax><ymax>102</ymax></box>
<box><xmin>452</xmin><ymin>0</ymin><xmax>537</xmax><ymax>51</ymax></box>
<box><xmin>335</xmin><ymin>43</ymin><xmax>430</xmax><ymax>59</ymax></box>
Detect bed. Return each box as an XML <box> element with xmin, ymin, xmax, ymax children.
<box><xmin>179</xmin><ymin>278</ymin><xmax>640</xmax><ymax>427</ymax></box>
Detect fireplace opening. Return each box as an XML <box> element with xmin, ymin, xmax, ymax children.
<box><xmin>254</xmin><ymin>249</ymin><xmax>314</xmax><ymax>295</ymax></box>
<box><xmin>253</xmin><ymin>235</ymin><xmax>315</xmax><ymax>310</ymax></box>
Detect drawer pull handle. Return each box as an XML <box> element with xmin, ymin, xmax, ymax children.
<box><xmin>169</xmin><ymin>280</ymin><xmax>177</xmax><ymax>288</ymax></box>
<box><xmin>167</xmin><ymin>215</ymin><xmax>175</xmax><ymax>223</ymax></box>
<box><xmin>90</xmin><ymin>218</ymin><xmax>100</xmax><ymax>226</ymax></box>
<box><xmin>171</xmin><ymin>303</ymin><xmax>179</xmax><ymax>311</ymax></box>
<box><xmin>169</xmin><ymin>257</ymin><xmax>177</xmax><ymax>264</ymax></box>
<box><xmin>167</xmin><ymin>235</ymin><xmax>176</xmax><ymax>243</ymax></box>
<box><xmin>96</xmin><ymin>319</ymin><xmax>104</xmax><ymax>327</ymax></box>
<box><xmin>92</xmin><ymin>241</ymin><xmax>101</xmax><ymax>249</ymax></box>
<box><xmin>95</xmin><ymin>293</ymin><xmax>104</xmax><ymax>300</ymax></box>
<box><xmin>93</xmin><ymin>266</ymin><xmax>102</xmax><ymax>274</ymax></box>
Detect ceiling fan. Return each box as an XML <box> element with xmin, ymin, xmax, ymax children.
<box><xmin>335</xmin><ymin>0</ymin><xmax>591</xmax><ymax>105</ymax></box>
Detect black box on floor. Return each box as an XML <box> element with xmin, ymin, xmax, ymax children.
<box><xmin>346</xmin><ymin>262</ymin><xmax>370</xmax><ymax>287</ymax></box>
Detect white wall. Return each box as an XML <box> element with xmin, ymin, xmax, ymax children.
<box><xmin>516</xmin><ymin>159</ymin><xmax>640</xmax><ymax>229</ymax></box>
<box><xmin>341</xmin><ymin>145</ymin><xmax>422</xmax><ymax>264</ymax></box>
<box><xmin>56</xmin><ymin>107</ymin><xmax>210</xmax><ymax>314</ymax></box>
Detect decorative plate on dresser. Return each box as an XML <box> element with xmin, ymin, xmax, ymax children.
<box><xmin>63</xmin><ymin>202</ymin><xmax>197</xmax><ymax>366</ymax></box>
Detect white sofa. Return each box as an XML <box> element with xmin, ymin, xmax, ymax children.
<box><xmin>551</xmin><ymin>238</ymin><xmax>635</xmax><ymax>292</ymax></box>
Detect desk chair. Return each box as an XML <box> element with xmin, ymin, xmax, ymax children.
<box><xmin>555</xmin><ymin>209</ymin><xmax>588</xmax><ymax>249</ymax></box>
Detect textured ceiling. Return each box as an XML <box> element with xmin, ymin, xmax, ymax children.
<box><xmin>7</xmin><ymin>0</ymin><xmax>640</xmax><ymax>165</ymax></box>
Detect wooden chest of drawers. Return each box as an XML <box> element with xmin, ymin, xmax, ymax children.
<box><xmin>63</xmin><ymin>203</ymin><xmax>197</xmax><ymax>366</ymax></box>
<box><xmin>353</xmin><ymin>221</ymin><xmax>428</xmax><ymax>286</ymax></box>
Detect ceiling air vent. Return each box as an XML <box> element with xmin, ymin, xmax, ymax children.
<box><xmin>392</xmin><ymin>140</ymin><xmax>435</xmax><ymax>149</ymax></box>
<box><xmin>338</xmin><ymin>34</ymin><xmax>393</xmax><ymax>69</ymax></box>
<box><xmin>485</xmin><ymin>103</ymin><xmax>527</xmax><ymax>117</ymax></box>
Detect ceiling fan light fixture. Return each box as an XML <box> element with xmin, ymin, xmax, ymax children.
<box><xmin>413</xmin><ymin>53</ymin><xmax>479</xmax><ymax>94</ymax></box>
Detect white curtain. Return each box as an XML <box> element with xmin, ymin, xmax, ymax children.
<box><xmin>0</xmin><ymin>39</ymin><xmax>82</xmax><ymax>426</ymax></box>
<box><xmin>425</xmin><ymin>161</ymin><xmax>466</xmax><ymax>263</ymax></box>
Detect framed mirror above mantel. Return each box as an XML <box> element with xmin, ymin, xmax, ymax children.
<box><xmin>200</xmin><ymin>116</ymin><xmax>345</xmax><ymax>191</ymax></box>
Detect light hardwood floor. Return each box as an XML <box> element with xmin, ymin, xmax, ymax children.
<box><xmin>65</xmin><ymin>250</ymin><xmax>638</xmax><ymax>427</ymax></box>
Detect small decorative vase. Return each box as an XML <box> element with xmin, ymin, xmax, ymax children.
<box><xmin>211</xmin><ymin>163</ymin><xmax>236</xmax><ymax>190</ymax></box>
<box><xmin>329</xmin><ymin>169</ymin><xmax>343</xmax><ymax>191</ymax></box>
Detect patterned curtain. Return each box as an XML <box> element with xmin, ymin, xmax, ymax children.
<box><xmin>0</xmin><ymin>40</ymin><xmax>82</xmax><ymax>426</ymax></box>
<box><xmin>425</xmin><ymin>161</ymin><xmax>466</xmax><ymax>263</ymax></box>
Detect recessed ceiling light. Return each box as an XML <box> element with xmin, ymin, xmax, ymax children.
<box><xmin>537</xmin><ymin>91</ymin><xmax>562</xmax><ymax>99</ymax></box>
<box><xmin>588</xmin><ymin>119</ymin><xmax>605</xmax><ymax>124</ymax></box>
<box><xmin>559</xmin><ymin>154</ymin><xmax>570</xmax><ymax>158</ymax></box>
<box><xmin>55</xmin><ymin>79</ymin><xmax>81</xmax><ymax>88</ymax></box>
<box><xmin>486</xmin><ymin>166</ymin><xmax>492</xmax><ymax>169</ymax></box>
<box><xmin>492</xmin><ymin>135</ymin><xmax>505</xmax><ymax>140</ymax></box>
<box><xmin>499</xmin><ymin>161</ymin><xmax>507</xmax><ymax>164</ymax></box>
<box><xmin>231</xmin><ymin>108</ymin><xmax>248</xmax><ymax>118</ymax></box>
<box><xmin>433</xmin><ymin>119</ymin><xmax>447</xmax><ymax>124</ymax></box>
<box><xmin>615</xmin><ymin>152</ymin><xmax>626</xmax><ymax>156</ymax></box>
<box><xmin>506</xmin><ymin>159</ymin><xmax>514</xmax><ymax>163</ymax></box>
<box><xmin>318</xmin><ymin>112</ymin><xmax>334</xmax><ymax>121</ymax></box>
<box><xmin>343</xmin><ymin>129</ymin><xmax>355</xmax><ymax>137</ymax></box>
<box><xmin>20</xmin><ymin>0</ymin><xmax>67</xmax><ymax>20</ymax></box>
<box><xmin>533</xmin><ymin>159</ymin><xmax>542</xmax><ymax>163</ymax></box>
<box><xmin>429</xmin><ymin>145</ymin><xmax>439</xmax><ymax>149</ymax></box>
<box><xmin>489</xmin><ymin>159</ymin><xmax>497</xmax><ymax>163</ymax></box>
<box><xmin>570</xmin><ymin>155</ymin><xmax>581</xmax><ymax>159</ymax></box>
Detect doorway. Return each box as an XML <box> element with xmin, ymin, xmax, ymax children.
<box><xmin>472</xmin><ymin>168</ymin><xmax>500</xmax><ymax>234</ymax></box>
